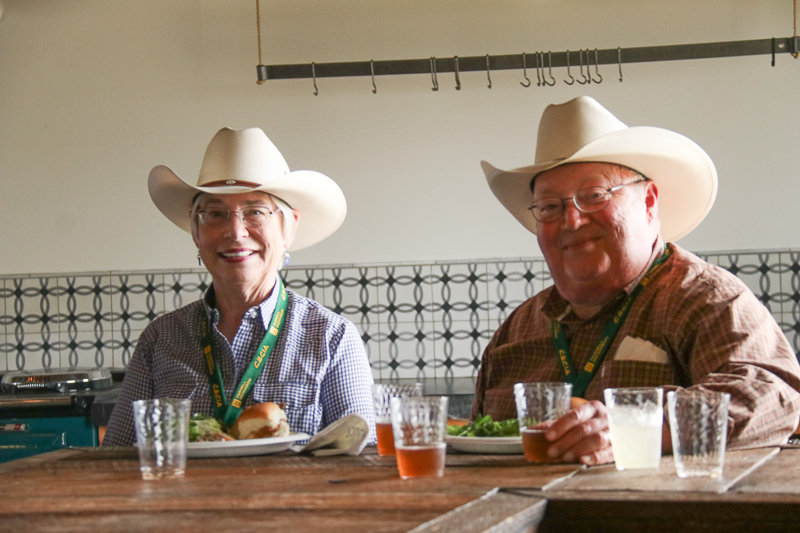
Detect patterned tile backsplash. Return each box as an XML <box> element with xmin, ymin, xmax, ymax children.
<box><xmin>2</xmin><ymin>249</ymin><xmax>799</xmax><ymax>383</ymax></box>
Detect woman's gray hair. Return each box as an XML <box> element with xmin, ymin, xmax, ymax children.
<box><xmin>270</xmin><ymin>194</ymin><xmax>296</xmax><ymax>243</ymax></box>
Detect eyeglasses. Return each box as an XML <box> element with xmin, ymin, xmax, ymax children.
<box><xmin>195</xmin><ymin>205</ymin><xmax>278</xmax><ymax>228</ymax></box>
<box><xmin>528</xmin><ymin>179</ymin><xmax>647</xmax><ymax>224</ymax></box>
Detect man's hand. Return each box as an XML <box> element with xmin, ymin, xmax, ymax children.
<box><xmin>542</xmin><ymin>400</ymin><xmax>614</xmax><ymax>465</ymax></box>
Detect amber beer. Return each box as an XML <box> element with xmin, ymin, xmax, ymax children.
<box><xmin>395</xmin><ymin>443</ymin><xmax>446</xmax><ymax>479</ymax></box>
<box><xmin>514</xmin><ymin>382</ymin><xmax>573</xmax><ymax>464</ymax></box>
<box><xmin>375</xmin><ymin>422</ymin><xmax>396</xmax><ymax>456</ymax></box>
<box><xmin>390</xmin><ymin>396</ymin><xmax>448</xmax><ymax>479</ymax></box>
<box><xmin>521</xmin><ymin>427</ymin><xmax>551</xmax><ymax>463</ymax></box>
<box><xmin>373</xmin><ymin>383</ymin><xmax>423</xmax><ymax>456</ymax></box>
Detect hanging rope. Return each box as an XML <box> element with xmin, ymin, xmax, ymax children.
<box><xmin>256</xmin><ymin>0</ymin><xmax>265</xmax><ymax>84</ymax></box>
<box><xmin>793</xmin><ymin>0</ymin><xmax>799</xmax><ymax>58</ymax></box>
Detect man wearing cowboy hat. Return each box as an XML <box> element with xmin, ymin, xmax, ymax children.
<box><xmin>104</xmin><ymin>127</ymin><xmax>375</xmax><ymax>446</ymax></box>
<box><xmin>472</xmin><ymin>96</ymin><xmax>800</xmax><ymax>465</ymax></box>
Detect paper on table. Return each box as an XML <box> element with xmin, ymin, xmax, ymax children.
<box><xmin>293</xmin><ymin>414</ymin><xmax>370</xmax><ymax>456</ymax></box>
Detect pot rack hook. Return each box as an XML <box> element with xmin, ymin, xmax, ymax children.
<box><xmin>486</xmin><ymin>54</ymin><xmax>492</xmax><ymax>88</ymax></box>
<box><xmin>546</xmin><ymin>51</ymin><xmax>556</xmax><ymax>86</ymax></box>
<box><xmin>584</xmin><ymin>49</ymin><xmax>593</xmax><ymax>83</ymax></box>
<box><xmin>454</xmin><ymin>55</ymin><xmax>462</xmax><ymax>90</ymax></box>
<box><xmin>520</xmin><ymin>52</ymin><xmax>532</xmax><ymax>87</ymax></box>
<box><xmin>535</xmin><ymin>51</ymin><xmax>542</xmax><ymax>87</ymax></box>
<box><xmin>311</xmin><ymin>62</ymin><xmax>319</xmax><ymax>96</ymax></box>
<box><xmin>592</xmin><ymin>48</ymin><xmax>603</xmax><ymax>83</ymax></box>
<box><xmin>564</xmin><ymin>50</ymin><xmax>575</xmax><ymax>85</ymax></box>
<box><xmin>772</xmin><ymin>37</ymin><xmax>776</xmax><ymax>66</ymax></box>
<box><xmin>577</xmin><ymin>49</ymin><xmax>590</xmax><ymax>84</ymax></box>
<box><xmin>430</xmin><ymin>57</ymin><xmax>439</xmax><ymax>91</ymax></box>
<box><xmin>370</xmin><ymin>59</ymin><xmax>377</xmax><ymax>94</ymax></box>
<box><xmin>618</xmin><ymin>47</ymin><xmax>623</xmax><ymax>82</ymax></box>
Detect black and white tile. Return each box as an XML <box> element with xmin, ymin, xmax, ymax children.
<box><xmin>1</xmin><ymin>251</ymin><xmax>799</xmax><ymax>386</ymax></box>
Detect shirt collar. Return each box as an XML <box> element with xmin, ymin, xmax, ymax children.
<box><xmin>621</xmin><ymin>236</ymin><xmax>666</xmax><ymax>295</ymax></box>
<box><xmin>202</xmin><ymin>281</ymin><xmax>281</xmax><ymax>331</ymax></box>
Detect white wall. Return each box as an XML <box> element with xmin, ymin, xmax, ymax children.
<box><xmin>1</xmin><ymin>0</ymin><xmax>798</xmax><ymax>276</ymax></box>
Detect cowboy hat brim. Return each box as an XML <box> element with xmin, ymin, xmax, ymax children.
<box><xmin>148</xmin><ymin>165</ymin><xmax>347</xmax><ymax>252</ymax></box>
<box><xmin>483</xmin><ymin>126</ymin><xmax>718</xmax><ymax>242</ymax></box>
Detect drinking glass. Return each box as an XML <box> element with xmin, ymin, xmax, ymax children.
<box><xmin>390</xmin><ymin>396</ymin><xmax>448</xmax><ymax>479</ymax></box>
<box><xmin>132</xmin><ymin>398</ymin><xmax>191</xmax><ymax>480</ymax></box>
<box><xmin>372</xmin><ymin>383</ymin><xmax>423</xmax><ymax>456</ymax></box>
<box><xmin>513</xmin><ymin>382</ymin><xmax>573</xmax><ymax>462</ymax></box>
<box><xmin>604</xmin><ymin>387</ymin><xmax>663</xmax><ymax>470</ymax></box>
<box><xmin>667</xmin><ymin>390</ymin><xmax>730</xmax><ymax>478</ymax></box>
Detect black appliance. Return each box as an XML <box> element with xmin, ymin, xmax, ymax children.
<box><xmin>0</xmin><ymin>367</ymin><xmax>117</xmax><ymax>463</ymax></box>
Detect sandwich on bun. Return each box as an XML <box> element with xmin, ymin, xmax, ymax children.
<box><xmin>570</xmin><ymin>397</ymin><xmax>588</xmax><ymax>409</ymax></box>
<box><xmin>230</xmin><ymin>402</ymin><xmax>290</xmax><ymax>439</ymax></box>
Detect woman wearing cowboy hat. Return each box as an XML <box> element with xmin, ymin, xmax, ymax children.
<box><xmin>103</xmin><ymin>127</ymin><xmax>375</xmax><ymax>446</ymax></box>
<box><xmin>471</xmin><ymin>96</ymin><xmax>800</xmax><ymax>465</ymax></box>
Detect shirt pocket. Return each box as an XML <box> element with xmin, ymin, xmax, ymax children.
<box><xmin>252</xmin><ymin>381</ymin><xmax>321</xmax><ymax>435</ymax></box>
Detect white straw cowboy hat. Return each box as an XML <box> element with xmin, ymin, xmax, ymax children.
<box><xmin>148</xmin><ymin>127</ymin><xmax>347</xmax><ymax>251</ymax></box>
<box><xmin>481</xmin><ymin>96</ymin><xmax>717</xmax><ymax>241</ymax></box>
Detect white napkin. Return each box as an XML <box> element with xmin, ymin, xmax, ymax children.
<box><xmin>293</xmin><ymin>414</ymin><xmax>370</xmax><ymax>456</ymax></box>
<box><xmin>613</xmin><ymin>336</ymin><xmax>669</xmax><ymax>364</ymax></box>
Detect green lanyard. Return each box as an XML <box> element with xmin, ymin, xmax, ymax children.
<box><xmin>552</xmin><ymin>245</ymin><xmax>672</xmax><ymax>398</ymax></box>
<box><xmin>201</xmin><ymin>278</ymin><xmax>289</xmax><ymax>428</ymax></box>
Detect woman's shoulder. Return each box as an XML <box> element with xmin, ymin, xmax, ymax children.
<box><xmin>143</xmin><ymin>299</ymin><xmax>206</xmax><ymax>334</ymax></box>
<box><xmin>286</xmin><ymin>289</ymin><xmax>352</xmax><ymax>327</ymax></box>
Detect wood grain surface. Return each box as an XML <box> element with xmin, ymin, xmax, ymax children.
<box><xmin>1</xmin><ymin>446</ymin><xmax>799</xmax><ymax>532</ymax></box>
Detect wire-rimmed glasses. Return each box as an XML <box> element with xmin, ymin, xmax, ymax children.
<box><xmin>195</xmin><ymin>205</ymin><xmax>278</xmax><ymax>228</ymax></box>
<box><xmin>528</xmin><ymin>179</ymin><xmax>646</xmax><ymax>224</ymax></box>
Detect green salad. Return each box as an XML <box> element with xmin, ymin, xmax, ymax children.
<box><xmin>188</xmin><ymin>414</ymin><xmax>233</xmax><ymax>442</ymax></box>
<box><xmin>446</xmin><ymin>414</ymin><xmax>520</xmax><ymax>437</ymax></box>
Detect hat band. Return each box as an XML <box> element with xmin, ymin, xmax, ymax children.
<box><xmin>202</xmin><ymin>179</ymin><xmax>261</xmax><ymax>188</ymax></box>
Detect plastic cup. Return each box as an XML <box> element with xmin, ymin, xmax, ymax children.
<box><xmin>667</xmin><ymin>390</ymin><xmax>730</xmax><ymax>478</ymax></box>
<box><xmin>390</xmin><ymin>396</ymin><xmax>448</xmax><ymax>479</ymax></box>
<box><xmin>372</xmin><ymin>383</ymin><xmax>423</xmax><ymax>456</ymax></box>
<box><xmin>132</xmin><ymin>398</ymin><xmax>190</xmax><ymax>480</ymax></box>
<box><xmin>604</xmin><ymin>387</ymin><xmax>663</xmax><ymax>471</ymax></box>
<box><xmin>513</xmin><ymin>382</ymin><xmax>573</xmax><ymax>463</ymax></box>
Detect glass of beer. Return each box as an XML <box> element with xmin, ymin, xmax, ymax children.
<box><xmin>513</xmin><ymin>382</ymin><xmax>572</xmax><ymax>463</ymax></box>
<box><xmin>604</xmin><ymin>387</ymin><xmax>664</xmax><ymax>470</ymax></box>
<box><xmin>390</xmin><ymin>395</ymin><xmax>448</xmax><ymax>479</ymax></box>
<box><xmin>372</xmin><ymin>383</ymin><xmax>423</xmax><ymax>456</ymax></box>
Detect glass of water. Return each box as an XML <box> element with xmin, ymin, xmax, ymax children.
<box><xmin>604</xmin><ymin>387</ymin><xmax>663</xmax><ymax>470</ymax></box>
<box><xmin>667</xmin><ymin>390</ymin><xmax>729</xmax><ymax>478</ymax></box>
<box><xmin>132</xmin><ymin>398</ymin><xmax>191</xmax><ymax>480</ymax></box>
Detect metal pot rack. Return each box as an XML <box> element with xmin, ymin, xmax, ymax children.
<box><xmin>256</xmin><ymin>37</ymin><xmax>799</xmax><ymax>90</ymax></box>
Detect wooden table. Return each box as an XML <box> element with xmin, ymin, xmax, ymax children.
<box><xmin>2</xmin><ymin>444</ymin><xmax>800</xmax><ymax>532</ymax></box>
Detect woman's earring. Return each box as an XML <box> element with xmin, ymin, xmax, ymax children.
<box><xmin>197</xmin><ymin>252</ymin><xmax>202</xmax><ymax>266</ymax></box>
<box><xmin>284</xmin><ymin>250</ymin><xmax>291</xmax><ymax>267</ymax></box>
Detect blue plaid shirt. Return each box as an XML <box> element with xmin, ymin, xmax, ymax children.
<box><xmin>103</xmin><ymin>284</ymin><xmax>376</xmax><ymax>446</ymax></box>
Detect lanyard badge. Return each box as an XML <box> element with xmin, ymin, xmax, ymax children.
<box><xmin>201</xmin><ymin>279</ymin><xmax>289</xmax><ymax>427</ymax></box>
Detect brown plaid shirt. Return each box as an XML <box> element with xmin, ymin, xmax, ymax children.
<box><xmin>471</xmin><ymin>243</ymin><xmax>800</xmax><ymax>448</ymax></box>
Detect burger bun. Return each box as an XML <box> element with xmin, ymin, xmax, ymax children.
<box><xmin>570</xmin><ymin>397</ymin><xmax>588</xmax><ymax>409</ymax></box>
<box><xmin>230</xmin><ymin>402</ymin><xmax>290</xmax><ymax>440</ymax></box>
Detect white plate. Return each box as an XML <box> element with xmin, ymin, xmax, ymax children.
<box><xmin>446</xmin><ymin>435</ymin><xmax>523</xmax><ymax>455</ymax></box>
<box><xmin>187</xmin><ymin>432</ymin><xmax>310</xmax><ymax>458</ymax></box>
